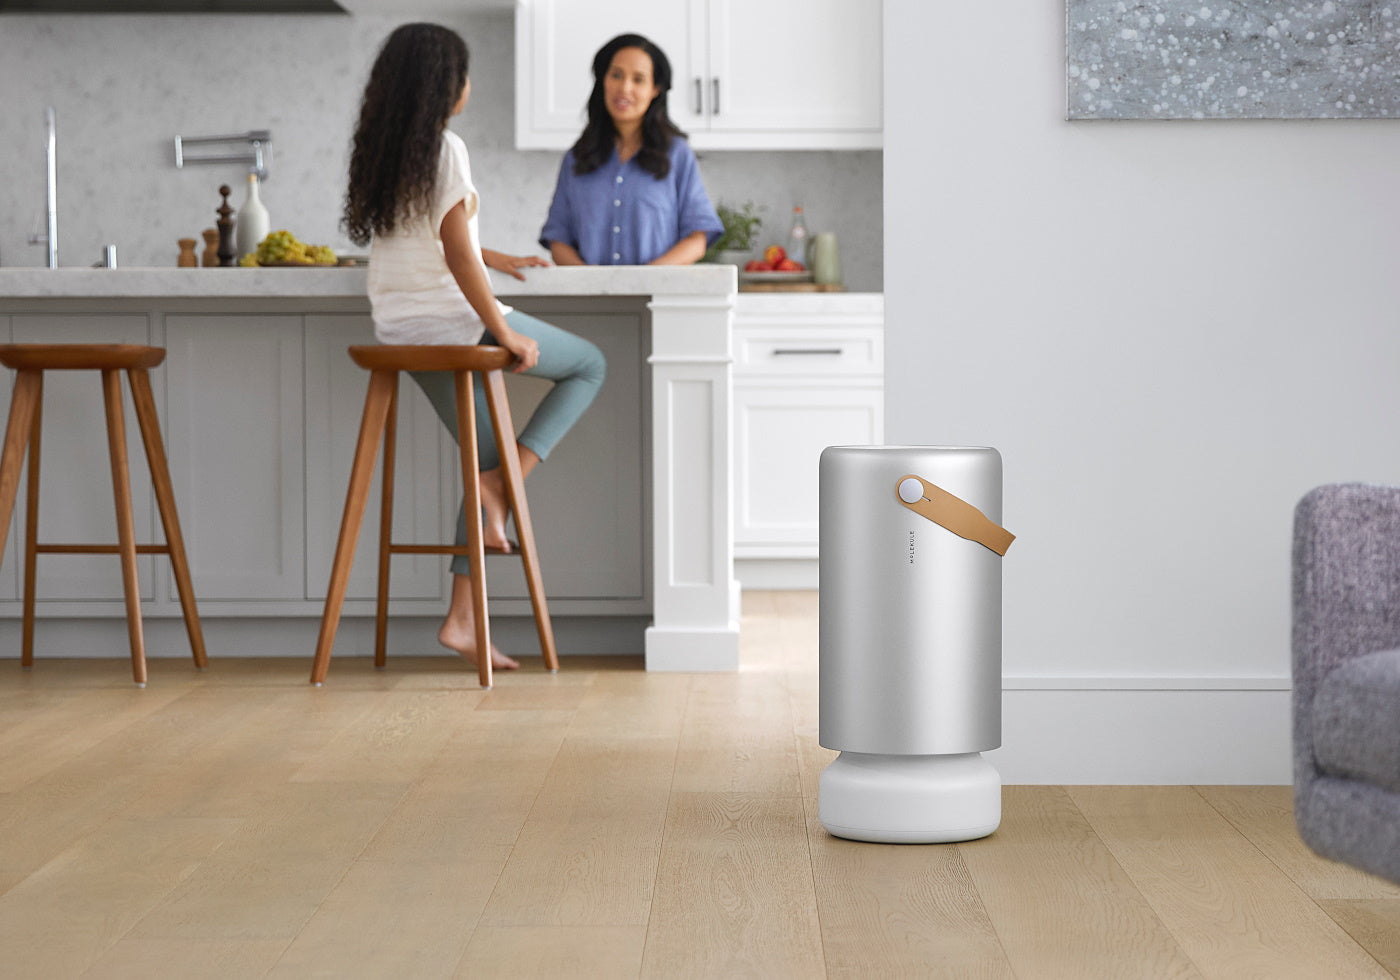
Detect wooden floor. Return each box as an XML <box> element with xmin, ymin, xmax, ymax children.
<box><xmin>1</xmin><ymin>591</ymin><xmax>1397</xmax><ymax>979</ymax></box>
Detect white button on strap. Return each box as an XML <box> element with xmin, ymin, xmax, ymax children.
<box><xmin>897</xmin><ymin>478</ymin><xmax>925</xmax><ymax>504</ymax></box>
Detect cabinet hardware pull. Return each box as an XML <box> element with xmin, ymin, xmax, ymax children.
<box><xmin>694</xmin><ymin>77</ymin><xmax>703</xmax><ymax>114</ymax></box>
<box><xmin>712</xmin><ymin>77</ymin><xmax>720</xmax><ymax>115</ymax></box>
<box><xmin>772</xmin><ymin>347</ymin><xmax>843</xmax><ymax>356</ymax></box>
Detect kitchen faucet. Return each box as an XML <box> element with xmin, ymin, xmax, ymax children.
<box><xmin>26</xmin><ymin>106</ymin><xmax>58</xmax><ymax>268</ymax></box>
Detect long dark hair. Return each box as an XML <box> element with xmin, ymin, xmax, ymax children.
<box><xmin>570</xmin><ymin>33</ymin><xmax>684</xmax><ymax>180</ymax></box>
<box><xmin>343</xmin><ymin>23</ymin><xmax>469</xmax><ymax>247</ymax></box>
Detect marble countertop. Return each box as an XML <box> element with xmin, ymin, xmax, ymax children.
<box><xmin>0</xmin><ymin>265</ymin><xmax>736</xmax><ymax>300</ymax></box>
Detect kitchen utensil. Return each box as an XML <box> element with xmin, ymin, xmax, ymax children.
<box><xmin>216</xmin><ymin>186</ymin><xmax>235</xmax><ymax>267</ymax></box>
<box><xmin>201</xmin><ymin>228</ymin><xmax>219</xmax><ymax>267</ymax></box>
<box><xmin>739</xmin><ymin>270</ymin><xmax>813</xmax><ymax>283</ymax></box>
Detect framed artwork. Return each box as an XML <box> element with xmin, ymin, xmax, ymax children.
<box><xmin>1067</xmin><ymin>1</ymin><xmax>1400</xmax><ymax>119</ymax></box>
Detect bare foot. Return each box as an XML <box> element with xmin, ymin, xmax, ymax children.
<box><xmin>478</xmin><ymin>468</ymin><xmax>511</xmax><ymax>553</ymax></box>
<box><xmin>439</xmin><ymin>617</ymin><xmax>520</xmax><ymax>670</ymax></box>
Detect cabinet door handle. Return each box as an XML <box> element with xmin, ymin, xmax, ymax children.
<box><xmin>772</xmin><ymin>347</ymin><xmax>843</xmax><ymax>356</ymax></box>
<box><xmin>712</xmin><ymin>77</ymin><xmax>720</xmax><ymax>115</ymax></box>
<box><xmin>694</xmin><ymin>77</ymin><xmax>703</xmax><ymax>114</ymax></box>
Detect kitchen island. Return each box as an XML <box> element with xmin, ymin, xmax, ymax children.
<box><xmin>0</xmin><ymin>266</ymin><xmax>740</xmax><ymax>672</ymax></box>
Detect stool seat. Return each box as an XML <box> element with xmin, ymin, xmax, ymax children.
<box><xmin>0</xmin><ymin>343</ymin><xmax>166</xmax><ymax>372</ymax></box>
<box><xmin>0</xmin><ymin>343</ymin><xmax>207</xmax><ymax>686</ymax></box>
<box><xmin>312</xmin><ymin>344</ymin><xmax>557</xmax><ymax>688</ymax></box>
<box><xmin>349</xmin><ymin>344</ymin><xmax>514</xmax><ymax>373</ymax></box>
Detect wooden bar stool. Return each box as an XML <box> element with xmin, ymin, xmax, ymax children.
<box><xmin>0</xmin><ymin>344</ymin><xmax>208</xmax><ymax>686</ymax></box>
<box><xmin>310</xmin><ymin>345</ymin><xmax>558</xmax><ymax>689</ymax></box>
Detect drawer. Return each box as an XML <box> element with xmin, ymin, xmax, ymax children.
<box><xmin>734</xmin><ymin>326</ymin><xmax>883</xmax><ymax>377</ymax></box>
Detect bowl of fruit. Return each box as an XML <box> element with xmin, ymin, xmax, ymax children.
<box><xmin>239</xmin><ymin>229</ymin><xmax>338</xmax><ymax>267</ymax></box>
<box><xmin>741</xmin><ymin>245</ymin><xmax>812</xmax><ymax>282</ymax></box>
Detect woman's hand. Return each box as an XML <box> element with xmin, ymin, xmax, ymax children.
<box><xmin>493</xmin><ymin>327</ymin><xmax>540</xmax><ymax>373</ymax></box>
<box><xmin>483</xmin><ymin>249</ymin><xmax>550</xmax><ymax>281</ymax></box>
<box><xmin>648</xmin><ymin>230</ymin><xmax>709</xmax><ymax>266</ymax></box>
<box><xmin>549</xmin><ymin>241</ymin><xmax>587</xmax><ymax>266</ymax></box>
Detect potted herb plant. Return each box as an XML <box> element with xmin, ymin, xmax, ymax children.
<box><xmin>706</xmin><ymin>201</ymin><xmax>763</xmax><ymax>266</ymax></box>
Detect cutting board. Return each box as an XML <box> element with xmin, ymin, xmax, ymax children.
<box><xmin>739</xmin><ymin>282</ymin><xmax>845</xmax><ymax>292</ymax></box>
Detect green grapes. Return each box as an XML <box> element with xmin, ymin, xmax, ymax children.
<box><xmin>253</xmin><ymin>230</ymin><xmax>337</xmax><ymax>266</ymax></box>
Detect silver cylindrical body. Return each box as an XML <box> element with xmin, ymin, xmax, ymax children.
<box><xmin>819</xmin><ymin>446</ymin><xmax>1003</xmax><ymax>755</ymax></box>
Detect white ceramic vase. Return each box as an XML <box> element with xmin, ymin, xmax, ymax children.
<box><xmin>235</xmin><ymin>173</ymin><xmax>270</xmax><ymax>260</ymax></box>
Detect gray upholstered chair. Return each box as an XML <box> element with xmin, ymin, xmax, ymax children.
<box><xmin>1292</xmin><ymin>483</ymin><xmax>1400</xmax><ymax>885</ymax></box>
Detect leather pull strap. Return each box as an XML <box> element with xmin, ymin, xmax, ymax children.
<box><xmin>895</xmin><ymin>474</ymin><xmax>1015</xmax><ymax>556</ymax></box>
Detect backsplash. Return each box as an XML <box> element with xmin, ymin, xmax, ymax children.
<box><xmin>0</xmin><ymin>8</ymin><xmax>881</xmax><ymax>291</ymax></box>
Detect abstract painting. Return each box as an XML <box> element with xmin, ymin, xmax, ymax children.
<box><xmin>1067</xmin><ymin>1</ymin><xmax>1400</xmax><ymax>118</ymax></box>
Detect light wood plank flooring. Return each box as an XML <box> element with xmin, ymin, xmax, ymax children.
<box><xmin>1</xmin><ymin>591</ymin><xmax>1396</xmax><ymax>979</ymax></box>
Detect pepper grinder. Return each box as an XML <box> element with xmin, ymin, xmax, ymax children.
<box><xmin>216</xmin><ymin>185</ymin><xmax>236</xmax><ymax>267</ymax></box>
<box><xmin>177</xmin><ymin>238</ymin><xmax>198</xmax><ymax>268</ymax></box>
<box><xmin>201</xmin><ymin>228</ymin><xmax>220</xmax><ymax>267</ymax></box>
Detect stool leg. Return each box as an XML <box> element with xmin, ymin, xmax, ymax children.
<box><xmin>21</xmin><ymin>377</ymin><xmax>43</xmax><ymax>668</ymax></box>
<box><xmin>0</xmin><ymin>370</ymin><xmax>41</xmax><ymax>566</ymax></box>
<box><xmin>128</xmin><ymin>368</ymin><xmax>208</xmax><ymax>671</ymax></box>
<box><xmin>102</xmin><ymin>369</ymin><xmax>147</xmax><ymax>687</ymax></box>
<box><xmin>483</xmin><ymin>371</ymin><xmax>559</xmax><ymax>672</ymax></box>
<box><xmin>311</xmin><ymin>369</ymin><xmax>394</xmax><ymax>685</ymax></box>
<box><xmin>374</xmin><ymin>381</ymin><xmax>399</xmax><ymax>669</ymax></box>
<box><xmin>455</xmin><ymin>369</ymin><xmax>491</xmax><ymax>689</ymax></box>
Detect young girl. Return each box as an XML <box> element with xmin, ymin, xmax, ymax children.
<box><xmin>344</xmin><ymin>23</ymin><xmax>605</xmax><ymax>671</ymax></box>
<box><xmin>540</xmin><ymin>32</ymin><xmax>723</xmax><ymax>266</ymax></box>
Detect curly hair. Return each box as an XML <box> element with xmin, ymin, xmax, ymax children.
<box><xmin>570</xmin><ymin>33</ymin><xmax>684</xmax><ymax>180</ymax></box>
<box><xmin>343</xmin><ymin>23</ymin><xmax>469</xmax><ymax>247</ymax></box>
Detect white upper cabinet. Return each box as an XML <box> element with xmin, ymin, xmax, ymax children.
<box><xmin>701</xmin><ymin>0</ymin><xmax>881</xmax><ymax>141</ymax></box>
<box><xmin>515</xmin><ymin>0</ymin><xmax>882</xmax><ymax>151</ymax></box>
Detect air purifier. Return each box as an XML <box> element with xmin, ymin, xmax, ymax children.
<box><xmin>818</xmin><ymin>446</ymin><xmax>1013</xmax><ymax>843</ymax></box>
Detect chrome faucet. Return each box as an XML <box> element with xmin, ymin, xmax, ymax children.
<box><xmin>26</xmin><ymin>107</ymin><xmax>58</xmax><ymax>268</ymax></box>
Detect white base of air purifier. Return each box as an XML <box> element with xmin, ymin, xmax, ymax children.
<box><xmin>818</xmin><ymin>751</ymin><xmax>1001</xmax><ymax>843</ymax></box>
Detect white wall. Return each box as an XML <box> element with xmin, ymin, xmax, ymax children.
<box><xmin>884</xmin><ymin>0</ymin><xmax>1400</xmax><ymax>783</ymax></box>
<box><xmin>0</xmin><ymin>8</ymin><xmax>881</xmax><ymax>289</ymax></box>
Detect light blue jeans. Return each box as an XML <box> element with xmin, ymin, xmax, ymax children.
<box><xmin>408</xmin><ymin>310</ymin><xmax>606</xmax><ymax>574</ymax></box>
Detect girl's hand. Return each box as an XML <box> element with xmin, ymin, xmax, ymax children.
<box><xmin>495</xmin><ymin>328</ymin><xmax>540</xmax><ymax>373</ymax></box>
<box><xmin>484</xmin><ymin>249</ymin><xmax>550</xmax><ymax>281</ymax></box>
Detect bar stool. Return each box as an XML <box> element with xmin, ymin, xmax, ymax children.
<box><xmin>310</xmin><ymin>345</ymin><xmax>558</xmax><ymax>689</ymax></box>
<box><xmin>0</xmin><ymin>344</ymin><xmax>208</xmax><ymax>686</ymax></box>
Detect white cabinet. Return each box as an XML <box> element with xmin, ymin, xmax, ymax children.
<box><xmin>165</xmin><ymin>315</ymin><xmax>306</xmax><ymax>603</ymax></box>
<box><xmin>516</xmin><ymin>0</ymin><xmax>690</xmax><ymax>144</ymax></box>
<box><xmin>515</xmin><ymin>0</ymin><xmax>882</xmax><ymax>151</ymax></box>
<box><xmin>732</xmin><ymin>293</ymin><xmax>883</xmax><ymax>588</ymax></box>
<box><xmin>0</xmin><ymin>303</ymin><xmax>656</xmax><ymax>621</ymax></box>
<box><xmin>701</xmin><ymin>0</ymin><xmax>882</xmax><ymax>142</ymax></box>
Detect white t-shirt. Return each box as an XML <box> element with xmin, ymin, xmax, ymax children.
<box><xmin>366</xmin><ymin>129</ymin><xmax>511</xmax><ymax>344</ymax></box>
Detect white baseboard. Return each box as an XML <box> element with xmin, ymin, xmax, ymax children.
<box><xmin>644</xmin><ymin>623</ymin><xmax>741</xmax><ymax>671</ymax></box>
<box><xmin>989</xmin><ymin>680</ymin><xmax>1293</xmax><ymax>785</ymax></box>
<box><xmin>0</xmin><ymin>615</ymin><xmax>650</xmax><ymax>662</ymax></box>
<box><xmin>735</xmin><ymin>558</ymin><xmax>818</xmax><ymax>590</ymax></box>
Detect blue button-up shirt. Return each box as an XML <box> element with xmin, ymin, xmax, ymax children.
<box><xmin>539</xmin><ymin>139</ymin><xmax>723</xmax><ymax>265</ymax></box>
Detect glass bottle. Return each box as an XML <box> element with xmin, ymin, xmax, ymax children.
<box><xmin>235</xmin><ymin>172</ymin><xmax>270</xmax><ymax>261</ymax></box>
<box><xmin>786</xmin><ymin>205</ymin><xmax>810</xmax><ymax>267</ymax></box>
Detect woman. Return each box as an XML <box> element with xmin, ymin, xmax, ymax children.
<box><xmin>344</xmin><ymin>23</ymin><xmax>606</xmax><ymax>671</ymax></box>
<box><xmin>540</xmin><ymin>33</ymin><xmax>723</xmax><ymax>266</ymax></box>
